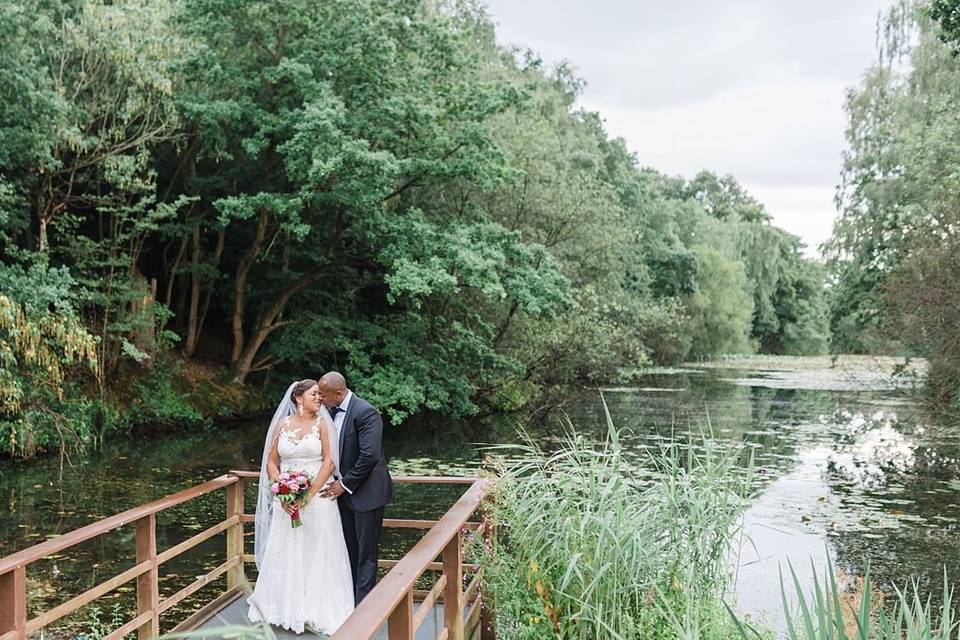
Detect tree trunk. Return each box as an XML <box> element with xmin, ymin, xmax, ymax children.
<box><xmin>184</xmin><ymin>222</ymin><xmax>202</xmax><ymax>357</ymax></box>
<box><xmin>164</xmin><ymin>235</ymin><xmax>189</xmax><ymax>310</ymax></box>
<box><xmin>493</xmin><ymin>301</ymin><xmax>520</xmax><ymax>349</ymax></box>
<box><xmin>129</xmin><ymin>272</ymin><xmax>158</xmax><ymax>369</ymax></box>
<box><xmin>196</xmin><ymin>226</ymin><xmax>225</xmax><ymax>348</ymax></box>
<box><xmin>230</xmin><ymin>262</ymin><xmax>329</xmax><ymax>384</ymax></box>
<box><xmin>174</xmin><ymin>271</ymin><xmax>189</xmax><ymax>331</ymax></box>
<box><xmin>38</xmin><ymin>217</ymin><xmax>48</xmax><ymax>253</ymax></box>
<box><xmin>230</xmin><ymin>208</ymin><xmax>269</xmax><ymax>367</ymax></box>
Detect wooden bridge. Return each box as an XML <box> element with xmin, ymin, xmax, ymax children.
<box><xmin>0</xmin><ymin>472</ymin><xmax>494</xmax><ymax>640</ymax></box>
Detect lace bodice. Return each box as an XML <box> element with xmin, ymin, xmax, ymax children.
<box><xmin>277</xmin><ymin>415</ymin><xmax>324</xmax><ymax>475</ymax></box>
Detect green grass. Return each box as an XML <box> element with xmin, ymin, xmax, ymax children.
<box><xmin>473</xmin><ymin>402</ymin><xmax>753</xmax><ymax>639</ymax></box>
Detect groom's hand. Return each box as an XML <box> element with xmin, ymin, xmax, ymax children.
<box><xmin>320</xmin><ymin>480</ymin><xmax>346</xmax><ymax>498</ymax></box>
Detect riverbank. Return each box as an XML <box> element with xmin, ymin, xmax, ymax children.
<box><xmin>2</xmin><ymin>355</ymin><xmax>957</xmax><ymax>637</ymax></box>
<box><xmin>1</xmin><ymin>357</ymin><xmax>272</xmax><ymax>459</ymax></box>
<box><xmin>4</xmin><ymin>353</ymin><xmax>927</xmax><ymax>461</ymax></box>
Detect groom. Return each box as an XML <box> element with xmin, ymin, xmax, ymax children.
<box><xmin>317</xmin><ymin>371</ymin><xmax>394</xmax><ymax>604</ymax></box>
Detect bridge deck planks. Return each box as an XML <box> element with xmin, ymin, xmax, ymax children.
<box><xmin>190</xmin><ymin>592</ymin><xmax>448</xmax><ymax>640</ymax></box>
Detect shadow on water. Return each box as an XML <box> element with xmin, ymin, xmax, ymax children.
<box><xmin>1</xmin><ymin>358</ymin><xmax>957</xmax><ymax>634</ymax></box>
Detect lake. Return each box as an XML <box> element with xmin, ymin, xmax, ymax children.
<box><xmin>1</xmin><ymin>355</ymin><xmax>953</xmax><ymax>635</ymax></box>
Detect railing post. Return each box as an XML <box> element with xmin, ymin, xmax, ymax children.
<box><xmin>0</xmin><ymin>567</ymin><xmax>27</xmax><ymax>640</ymax></box>
<box><xmin>480</xmin><ymin>511</ymin><xmax>497</xmax><ymax>640</ymax></box>
<box><xmin>443</xmin><ymin>532</ymin><xmax>464</xmax><ymax>640</ymax></box>
<box><xmin>226</xmin><ymin>477</ymin><xmax>245</xmax><ymax>589</ymax></box>
<box><xmin>135</xmin><ymin>514</ymin><xmax>159</xmax><ymax>639</ymax></box>
<box><xmin>387</xmin><ymin>589</ymin><xmax>413</xmax><ymax>640</ymax></box>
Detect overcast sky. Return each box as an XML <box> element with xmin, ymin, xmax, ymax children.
<box><xmin>482</xmin><ymin>0</ymin><xmax>892</xmax><ymax>256</ymax></box>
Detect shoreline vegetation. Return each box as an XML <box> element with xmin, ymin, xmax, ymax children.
<box><xmin>1</xmin><ymin>0</ymin><xmax>834</xmax><ymax>460</ymax></box>
<box><xmin>475</xmin><ymin>413</ymin><xmax>752</xmax><ymax>639</ymax></box>
<box><xmin>3</xmin><ymin>0</ymin><xmax>957</xmax><ymax>459</ymax></box>
<box><xmin>476</xmin><ymin>414</ymin><xmax>960</xmax><ymax>640</ymax></box>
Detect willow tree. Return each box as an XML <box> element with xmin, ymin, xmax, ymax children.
<box><xmin>827</xmin><ymin>1</ymin><xmax>960</xmax><ymax>403</ymax></box>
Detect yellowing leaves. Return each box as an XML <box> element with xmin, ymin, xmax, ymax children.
<box><xmin>0</xmin><ymin>294</ymin><xmax>99</xmax><ymax>454</ymax></box>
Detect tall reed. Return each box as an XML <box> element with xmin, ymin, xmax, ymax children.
<box><xmin>728</xmin><ymin>560</ymin><xmax>960</xmax><ymax>640</ymax></box>
<box><xmin>475</xmin><ymin>404</ymin><xmax>752</xmax><ymax>639</ymax></box>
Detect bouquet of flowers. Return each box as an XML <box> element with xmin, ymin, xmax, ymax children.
<box><xmin>271</xmin><ymin>471</ymin><xmax>312</xmax><ymax>528</ymax></box>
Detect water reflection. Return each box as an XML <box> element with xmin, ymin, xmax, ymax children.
<box><xmin>573</xmin><ymin>367</ymin><xmax>958</xmax><ymax>629</ymax></box>
<box><xmin>0</xmin><ymin>360</ymin><xmax>956</xmax><ymax>635</ymax></box>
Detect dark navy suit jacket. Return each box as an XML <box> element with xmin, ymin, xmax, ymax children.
<box><xmin>337</xmin><ymin>394</ymin><xmax>393</xmax><ymax>512</ymax></box>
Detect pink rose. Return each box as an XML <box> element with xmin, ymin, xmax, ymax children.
<box><xmin>280</xmin><ymin>472</ymin><xmax>291</xmax><ymax>481</ymax></box>
<box><xmin>270</xmin><ymin>484</ymin><xmax>280</xmax><ymax>494</ymax></box>
<box><xmin>289</xmin><ymin>483</ymin><xmax>300</xmax><ymax>492</ymax></box>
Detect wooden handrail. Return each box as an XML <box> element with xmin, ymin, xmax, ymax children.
<box><xmin>0</xmin><ymin>474</ymin><xmax>243</xmax><ymax>640</ymax></box>
<box><xmin>24</xmin><ymin>561</ymin><xmax>152</xmax><ymax>632</ymax></box>
<box><xmin>0</xmin><ymin>471</ymin><xmax>489</xmax><ymax>640</ymax></box>
<box><xmin>0</xmin><ymin>474</ymin><xmax>238</xmax><ymax>575</ymax></box>
<box><xmin>330</xmin><ymin>478</ymin><xmax>490</xmax><ymax>640</ymax></box>
<box><xmin>413</xmin><ymin>574</ymin><xmax>447</xmax><ymax>629</ymax></box>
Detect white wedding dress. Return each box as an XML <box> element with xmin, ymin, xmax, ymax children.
<box><xmin>247</xmin><ymin>417</ymin><xmax>355</xmax><ymax>634</ymax></box>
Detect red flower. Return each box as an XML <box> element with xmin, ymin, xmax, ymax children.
<box><xmin>279</xmin><ymin>485</ymin><xmax>291</xmax><ymax>495</ymax></box>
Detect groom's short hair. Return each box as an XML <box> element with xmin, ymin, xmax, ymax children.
<box><xmin>320</xmin><ymin>371</ymin><xmax>346</xmax><ymax>389</ymax></box>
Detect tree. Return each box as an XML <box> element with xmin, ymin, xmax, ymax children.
<box><xmin>684</xmin><ymin>245</ymin><xmax>755</xmax><ymax>358</ymax></box>
<box><xmin>929</xmin><ymin>0</ymin><xmax>960</xmax><ymax>53</ymax></box>
<box><xmin>0</xmin><ymin>262</ymin><xmax>99</xmax><ymax>456</ymax></box>
<box><xmin>173</xmin><ymin>0</ymin><xmax>523</xmax><ymax>383</ymax></box>
<box><xmin>0</xmin><ymin>0</ymin><xmax>840</xmax><ymax>455</ymax></box>
<box><xmin>827</xmin><ymin>1</ymin><xmax>960</xmax><ymax>404</ymax></box>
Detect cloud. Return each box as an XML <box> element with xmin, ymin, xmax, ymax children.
<box><xmin>483</xmin><ymin>0</ymin><xmax>892</xmax><ymax>254</ymax></box>
<box><xmin>582</xmin><ymin>77</ymin><xmax>846</xmax><ymax>185</ymax></box>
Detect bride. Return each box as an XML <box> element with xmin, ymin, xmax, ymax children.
<box><xmin>247</xmin><ymin>379</ymin><xmax>354</xmax><ymax>634</ymax></box>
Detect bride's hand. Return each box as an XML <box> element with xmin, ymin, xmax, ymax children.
<box><xmin>279</xmin><ymin>500</ymin><xmax>297</xmax><ymax>515</ymax></box>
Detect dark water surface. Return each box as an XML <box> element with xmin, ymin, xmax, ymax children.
<box><xmin>2</xmin><ymin>357</ymin><xmax>956</xmax><ymax>634</ymax></box>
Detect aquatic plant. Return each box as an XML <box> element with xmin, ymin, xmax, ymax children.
<box><xmin>474</xmin><ymin>402</ymin><xmax>753</xmax><ymax>639</ymax></box>
<box><xmin>728</xmin><ymin>560</ymin><xmax>959</xmax><ymax>640</ymax></box>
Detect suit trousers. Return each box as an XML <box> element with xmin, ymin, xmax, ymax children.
<box><xmin>338</xmin><ymin>499</ymin><xmax>385</xmax><ymax>605</ymax></box>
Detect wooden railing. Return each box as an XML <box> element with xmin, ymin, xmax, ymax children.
<box><xmin>329</xmin><ymin>476</ymin><xmax>493</xmax><ymax>640</ymax></box>
<box><xmin>0</xmin><ymin>474</ymin><xmax>242</xmax><ymax>640</ymax></box>
<box><xmin>0</xmin><ymin>471</ymin><xmax>494</xmax><ymax>640</ymax></box>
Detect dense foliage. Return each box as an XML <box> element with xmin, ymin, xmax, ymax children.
<box><xmin>930</xmin><ymin>0</ymin><xmax>960</xmax><ymax>52</ymax></box>
<box><xmin>826</xmin><ymin>0</ymin><xmax>960</xmax><ymax>408</ymax></box>
<box><xmin>0</xmin><ymin>0</ymin><xmax>829</xmax><ymax>456</ymax></box>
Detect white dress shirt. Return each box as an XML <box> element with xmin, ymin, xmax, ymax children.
<box><xmin>330</xmin><ymin>391</ymin><xmax>353</xmax><ymax>493</ymax></box>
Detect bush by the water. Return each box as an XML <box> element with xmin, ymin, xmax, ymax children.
<box><xmin>473</xmin><ymin>408</ymin><xmax>752</xmax><ymax>639</ymax></box>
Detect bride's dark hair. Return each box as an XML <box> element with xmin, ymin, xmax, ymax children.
<box><xmin>290</xmin><ymin>379</ymin><xmax>317</xmax><ymax>404</ymax></box>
